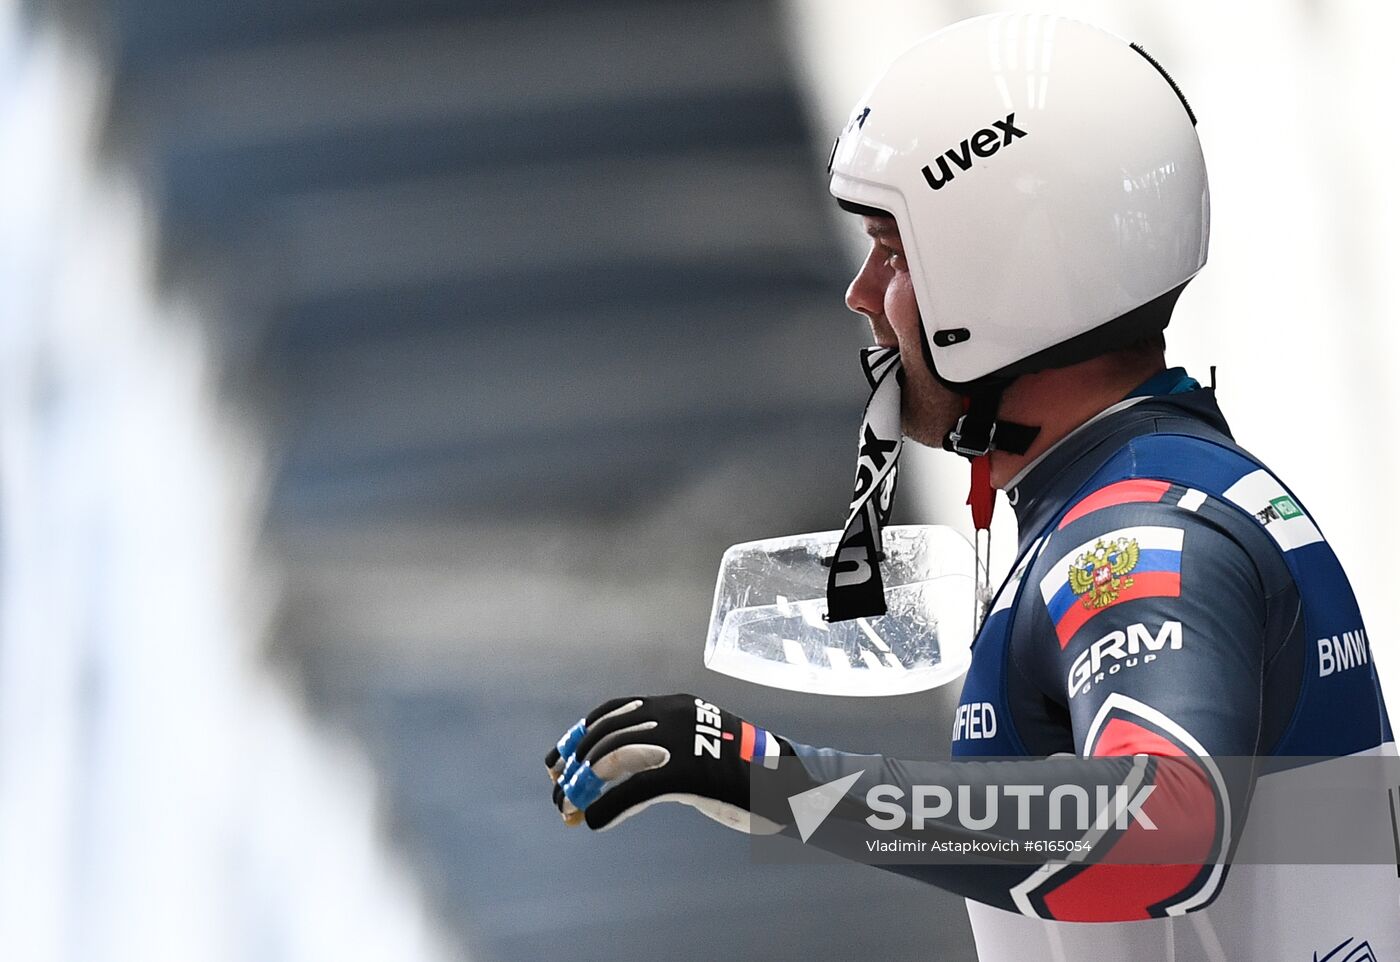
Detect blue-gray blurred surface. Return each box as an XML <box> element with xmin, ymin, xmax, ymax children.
<box><xmin>63</xmin><ymin>0</ymin><xmax>978</xmax><ymax>957</ymax></box>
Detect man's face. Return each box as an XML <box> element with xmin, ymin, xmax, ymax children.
<box><xmin>845</xmin><ymin>215</ymin><xmax>962</xmax><ymax>447</ymax></box>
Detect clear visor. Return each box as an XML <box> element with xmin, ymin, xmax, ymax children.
<box><xmin>703</xmin><ymin>525</ymin><xmax>974</xmax><ymax>697</ymax></box>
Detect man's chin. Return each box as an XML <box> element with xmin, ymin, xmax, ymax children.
<box><xmin>899</xmin><ymin>415</ymin><xmax>953</xmax><ymax>450</ymax></box>
<box><xmin>897</xmin><ymin>365</ymin><xmax>964</xmax><ymax>448</ymax></box>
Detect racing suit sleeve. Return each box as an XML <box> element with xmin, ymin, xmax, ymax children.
<box><xmin>779</xmin><ymin>489</ymin><xmax>1281</xmax><ymax>921</ymax></box>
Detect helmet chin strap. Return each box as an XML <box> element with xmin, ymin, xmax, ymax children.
<box><xmin>942</xmin><ymin>381</ymin><xmax>1041</xmax><ymax>626</ymax></box>
<box><xmin>942</xmin><ymin>379</ymin><xmax>1039</xmax><ymax>460</ymax></box>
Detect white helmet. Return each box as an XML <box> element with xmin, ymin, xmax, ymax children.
<box><xmin>829</xmin><ymin>14</ymin><xmax>1209</xmax><ymax>388</ymax></box>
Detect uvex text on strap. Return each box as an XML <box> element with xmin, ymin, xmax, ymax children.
<box><xmin>825</xmin><ymin>346</ymin><xmax>903</xmax><ymax>623</ymax></box>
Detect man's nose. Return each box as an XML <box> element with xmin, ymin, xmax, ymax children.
<box><xmin>845</xmin><ymin>252</ymin><xmax>884</xmax><ymax>318</ymax></box>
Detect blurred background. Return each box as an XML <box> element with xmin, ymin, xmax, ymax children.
<box><xmin>2</xmin><ymin>1</ymin><xmax>1397</xmax><ymax>960</ymax></box>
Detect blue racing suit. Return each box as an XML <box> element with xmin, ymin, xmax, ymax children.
<box><xmin>788</xmin><ymin>370</ymin><xmax>1398</xmax><ymax>961</ymax></box>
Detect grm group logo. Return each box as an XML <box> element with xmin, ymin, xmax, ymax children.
<box><xmin>1067</xmin><ymin>621</ymin><xmax>1183</xmax><ymax>699</ymax></box>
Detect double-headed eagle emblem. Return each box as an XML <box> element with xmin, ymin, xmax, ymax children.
<box><xmin>1068</xmin><ymin>536</ymin><xmax>1140</xmax><ymax>610</ymax></box>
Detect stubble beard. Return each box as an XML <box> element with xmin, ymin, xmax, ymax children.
<box><xmin>898</xmin><ymin>360</ymin><xmax>964</xmax><ymax>450</ymax></box>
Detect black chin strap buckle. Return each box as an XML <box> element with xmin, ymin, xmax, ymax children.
<box><xmin>945</xmin><ymin>415</ymin><xmax>996</xmax><ymax>458</ymax></box>
<box><xmin>941</xmin><ymin>377</ymin><xmax>1041</xmax><ymax>459</ymax></box>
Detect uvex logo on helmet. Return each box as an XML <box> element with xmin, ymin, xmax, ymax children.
<box><xmin>921</xmin><ymin>112</ymin><xmax>1028</xmax><ymax>191</ymax></box>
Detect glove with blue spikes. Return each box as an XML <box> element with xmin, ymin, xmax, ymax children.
<box><xmin>545</xmin><ymin>694</ymin><xmax>792</xmax><ymax>832</ymax></box>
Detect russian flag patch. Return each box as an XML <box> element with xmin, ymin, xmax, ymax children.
<box><xmin>739</xmin><ymin>721</ymin><xmax>781</xmax><ymax>769</ymax></box>
<box><xmin>1040</xmin><ymin>525</ymin><xmax>1184</xmax><ymax>648</ymax></box>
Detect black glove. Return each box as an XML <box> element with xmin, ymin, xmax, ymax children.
<box><xmin>545</xmin><ymin>694</ymin><xmax>791</xmax><ymax>832</ymax></box>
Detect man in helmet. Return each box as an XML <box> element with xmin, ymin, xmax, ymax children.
<box><xmin>545</xmin><ymin>15</ymin><xmax>1397</xmax><ymax>960</ymax></box>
